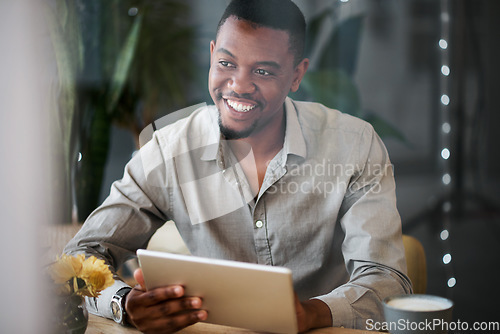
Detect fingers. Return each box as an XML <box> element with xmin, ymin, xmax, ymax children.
<box><xmin>148</xmin><ymin>296</ymin><xmax>203</xmax><ymax>319</ymax></box>
<box><xmin>132</xmin><ymin>285</ymin><xmax>186</xmax><ymax>307</ymax></box>
<box><xmin>134</xmin><ymin>268</ymin><xmax>146</xmax><ymax>290</ymax></box>
<box><xmin>125</xmin><ymin>284</ymin><xmax>208</xmax><ymax>333</ymax></box>
<box><xmin>294</xmin><ymin>293</ymin><xmax>308</xmax><ymax>333</ymax></box>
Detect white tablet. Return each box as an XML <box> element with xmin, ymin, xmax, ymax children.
<box><xmin>137</xmin><ymin>249</ymin><xmax>298</xmax><ymax>334</ymax></box>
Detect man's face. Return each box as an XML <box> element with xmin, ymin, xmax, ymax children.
<box><xmin>209</xmin><ymin>17</ymin><xmax>308</xmax><ymax>140</ymax></box>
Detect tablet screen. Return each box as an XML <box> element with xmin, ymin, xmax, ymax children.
<box><xmin>137</xmin><ymin>249</ymin><xmax>298</xmax><ymax>334</ymax></box>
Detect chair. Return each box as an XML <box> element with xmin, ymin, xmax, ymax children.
<box><xmin>402</xmin><ymin>234</ymin><xmax>427</xmax><ymax>294</ymax></box>
<box><xmin>147</xmin><ymin>220</ymin><xmax>191</xmax><ymax>255</ymax></box>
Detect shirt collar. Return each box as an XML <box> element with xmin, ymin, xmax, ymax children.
<box><xmin>200</xmin><ymin>97</ymin><xmax>307</xmax><ymax>162</ymax></box>
<box><xmin>283</xmin><ymin>96</ymin><xmax>307</xmax><ymax>161</ymax></box>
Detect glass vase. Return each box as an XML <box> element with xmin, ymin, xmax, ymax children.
<box><xmin>53</xmin><ymin>295</ymin><xmax>89</xmax><ymax>334</ymax></box>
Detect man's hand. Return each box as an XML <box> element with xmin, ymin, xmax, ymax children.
<box><xmin>124</xmin><ymin>268</ymin><xmax>208</xmax><ymax>333</ymax></box>
<box><xmin>294</xmin><ymin>294</ymin><xmax>332</xmax><ymax>333</ymax></box>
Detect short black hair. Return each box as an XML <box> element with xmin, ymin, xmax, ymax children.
<box><xmin>216</xmin><ymin>0</ymin><xmax>306</xmax><ymax>66</ymax></box>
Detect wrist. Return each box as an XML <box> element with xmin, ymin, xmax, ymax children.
<box><xmin>302</xmin><ymin>299</ymin><xmax>332</xmax><ymax>330</ymax></box>
<box><xmin>110</xmin><ymin>287</ymin><xmax>132</xmax><ymax>326</ymax></box>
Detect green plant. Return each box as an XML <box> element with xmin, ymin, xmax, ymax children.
<box><xmin>75</xmin><ymin>0</ymin><xmax>200</xmax><ymax>221</ymax></box>
<box><xmin>45</xmin><ymin>0</ymin><xmax>84</xmax><ymax>223</ymax></box>
<box><xmin>47</xmin><ymin>0</ymin><xmax>199</xmax><ymax>222</ymax></box>
<box><xmin>291</xmin><ymin>6</ymin><xmax>406</xmax><ymax>142</ymax></box>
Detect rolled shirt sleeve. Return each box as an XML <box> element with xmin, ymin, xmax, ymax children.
<box><xmin>314</xmin><ymin>125</ymin><xmax>412</xmax><ymax>328</ymax></box>
<box><xmin>64</xmin><ymin>133</ymin><xmax>171</xmax><ymax>318</ymax></box>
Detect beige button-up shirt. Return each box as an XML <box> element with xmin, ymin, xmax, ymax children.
<box><xmin>66</xmin><ymin>97</ymin><xmax>411</xmax><ymax>329</ymax></box>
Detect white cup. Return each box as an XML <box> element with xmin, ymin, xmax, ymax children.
<box><xmin>382</xmin><ymin>294</ymin><xmax>454</xmax><ymax>334</ymax></box>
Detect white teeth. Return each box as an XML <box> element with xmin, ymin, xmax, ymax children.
<box><xmin>227</xmin><ymin>99</ymin><xmax>256</xmax><ymax>112</ymax></box>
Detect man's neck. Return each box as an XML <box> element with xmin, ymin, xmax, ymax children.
<box><xmin>230</xmin><ymin>111</ymin><xmax>286</xmax><ymax>163</ymax></box>
<box><xmin>227</xmin><ymin>109</ymin><xmax>286</xmax><ymax>196</ymax></box>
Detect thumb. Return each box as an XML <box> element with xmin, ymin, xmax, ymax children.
<box><xmin>133</xmin><ymin>268</ymin><xmax>146</xmax><ymax>290</ymax></box>
<box><xmin>294</xmin><ymin>292</ymin><xmax>308</xmax><ymax>333</ymax></box>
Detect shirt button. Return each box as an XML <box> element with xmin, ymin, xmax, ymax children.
<box><xmin>255</xmin><ymin>220</ymin><xmax>263</xmax><ymax>228</ymax></box>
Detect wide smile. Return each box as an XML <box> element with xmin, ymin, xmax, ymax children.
<box><xmin>225</xmin><ymin>98</ymin><xmax>257</xmax><ymax>113</ymax></box>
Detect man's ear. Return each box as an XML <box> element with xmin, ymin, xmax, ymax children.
<box><xmin>290</xmin><ymin>58</ymin><xmax>309</xmax><ymax>93</ymax></box>
<box><xmin>210</xmin><ymin>40</ymin><xmax>216</xmax><ymax>63</ymax></box>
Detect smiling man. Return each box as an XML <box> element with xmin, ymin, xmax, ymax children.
<box><xmin>210</xmin><ymin>18</ymin><xmax>306</xmax><ymax>141</ymax></box>
<box><xmin>65</xmin><ymin>0</ymin><xmax>412</xmax><ymax>333</ymax></box>
<box><xmin>209</xmin><ymin>10</ymin><xmax>309</xmax><ymax>196</ymax></box>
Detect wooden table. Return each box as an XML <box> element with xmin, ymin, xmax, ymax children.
<box><xmin>86</xmin><ymin>314</ymin><xmax>375</xmax><ymax>334</ymax></box>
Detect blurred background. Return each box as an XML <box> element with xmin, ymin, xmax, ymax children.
<box><xmin>2</xmin><ymin>0</ymin><xmax>499</xmax><ymax>331</ymax></box>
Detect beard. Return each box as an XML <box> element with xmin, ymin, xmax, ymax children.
<box><xmin>218</xmin><ymin>113</ymin><xmax>259</xmax><ymax>140</ymax></box>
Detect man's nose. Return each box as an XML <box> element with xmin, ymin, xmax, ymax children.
<box><xmin>229</xmin><ymin>71</ymin><xmax>256</xmax><ymax>95</ymax></box>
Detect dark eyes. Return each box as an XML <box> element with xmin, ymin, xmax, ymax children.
<box><xmin>255</xmin><ymin>69</ymin><xmax>271</xmax><ymax>76</ymax></box>
<box><xmin>219</xmin><ymin>60</ymin><xmax>233</xmax><ymax>67</ymax></box>
<box><xmin>218</xmin><ymin>61</ymin><xmax>273</xmax><ymax>76</ymax></box>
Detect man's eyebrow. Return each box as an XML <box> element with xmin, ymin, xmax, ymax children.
<box><xmin>256</xmin><ymin>61</ymin><xmax>281</xmax><ymax>70</ymax></box>
<box><xmin>216</xmin><ymin>48</ymin><xmax>235</xmax><ymax>58</ymax></box>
